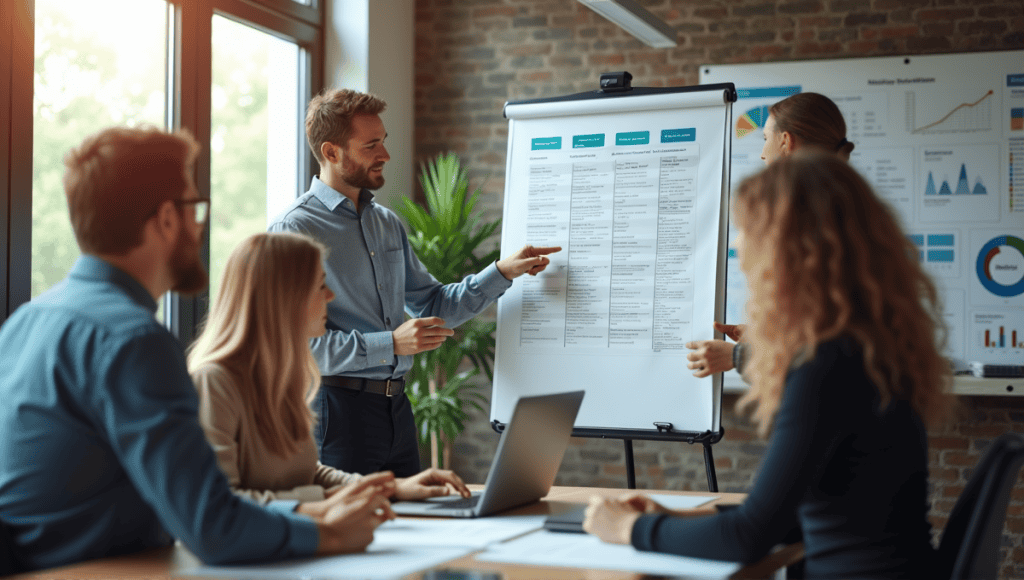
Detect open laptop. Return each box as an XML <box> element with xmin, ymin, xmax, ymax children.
<box><xmin>391</xmin><ymin>390</ymin><xmax>584</xmax><ymax>518</ymax></box>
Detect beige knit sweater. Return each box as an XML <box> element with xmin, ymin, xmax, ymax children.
<box><xmin>192</xmin><ymin>363</ymin><xmax>359</xmax><ymax>504</ymax></box>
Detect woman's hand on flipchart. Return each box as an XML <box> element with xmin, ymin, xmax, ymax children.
<box><xmin>685</xmin><ymin>340</ymin><xmax>735</xmax><ymax>377</ymax></box>
<box><xmin>684</xmin><ymin>322</ymin><xmax>747</xmax><ymax>378</ymax></box>
<box><xmin>715</xmin><ymin>321</ymin><xmax>746</xmax><ymax>342</ymax></box>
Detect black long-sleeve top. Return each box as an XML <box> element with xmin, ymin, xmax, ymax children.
<box><xmin>632</xmin><ymin>337</ymin><xmax>937</xmax><ymax>579</ymax></box>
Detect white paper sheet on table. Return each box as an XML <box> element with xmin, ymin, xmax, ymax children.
<box><xmin>371</xmin><ymin>514</ymin><xmax>547</xmax><ymax>549</ymax></box>
<box><xmin>476</xmin><ymin>530</ymin><xmax>741</xmax><ymax>579</ymax></box>
<box><xmin>182</xmin><ymin>546</ymin><xmax>471</xmax><ymax>580</ymax></box>
<box><xmin>180</xmin><ymin>515</ymin><xmax>546</xmax><ymax>580</ymax></box>
<box><xmin>646</xmin><ymin>494</ymin><xmax>717</xmax><ymax>510</ymax></box>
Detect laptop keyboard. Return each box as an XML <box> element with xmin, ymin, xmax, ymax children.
<box><xmin>430</xmin><ymin>494</ymin><xmax>481</xmax><ymax>510</ymax></box>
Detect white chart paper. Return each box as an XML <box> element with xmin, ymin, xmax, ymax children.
<box><xmin>493</xmin><ymin>89</ymin><xmax>732</xmax><ymax>433</ymax></box>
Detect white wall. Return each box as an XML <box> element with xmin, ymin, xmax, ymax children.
<box><xmin>325</xmin><ymin>0</ymin><xmax>415</xmax><ymax>208</ymax></box>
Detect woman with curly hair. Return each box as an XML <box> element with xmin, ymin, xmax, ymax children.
<box><xmin>188</xmin><ymin>232</ymin><xmax>470</xmax><ymax>518</ymax></box>
<box><xmin>585</xmin><ymin>153</ymin><xmax>953</xmax><ymax>579</ymax></box>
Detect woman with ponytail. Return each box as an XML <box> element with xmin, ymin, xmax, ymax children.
<box><xmin>687</xmin><ymin>92</ymin><xmax>857</xmax><ymax>379</ymax></box>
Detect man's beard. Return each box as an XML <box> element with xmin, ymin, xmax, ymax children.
<box><xmin>170</xmin><ymin>225</ymin><xmax>208</xmax><ymax>295</ymax></box>
<box><xmin>341</xmin><ymin>156</ymin><xmax>385</xmax><ymax>191</ymax></box>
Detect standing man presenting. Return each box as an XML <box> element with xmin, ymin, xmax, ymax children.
<box><xmin>269</xmin><ymin>89</ymin><xmax>559</xmax><ymax>477</ymax></box>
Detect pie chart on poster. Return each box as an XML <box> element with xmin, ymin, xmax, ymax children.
<box><xmin>976</xmin><ymin>235</ymin><xmax>1024</xmax><ymax>297</ymax></box>
<box><xmin>735</xmin><ymin>105</ymin><xmax>770</xmax><ymax>139</ymax></box>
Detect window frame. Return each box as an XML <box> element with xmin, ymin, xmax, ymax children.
<box><xmin>2</xmin><ymin>0</ymin><xmax>34</xmax><ymax>321</ymax></box>
<box><xmin>1</xmin><ymin>0</ymin><xmax>323</xmax><ymax>342</ymax></box>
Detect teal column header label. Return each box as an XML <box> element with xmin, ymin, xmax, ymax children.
<box><xmin>615</xmin><ymin>131</ymin><xmax>650</xmax><ymax>146</ymax></box>
<box><xmin>573</xmin><ymin>134</ymin><xmax>605</xmax><ymax>148</ymax></box>
<box><xmin>532</xmin><ymin>137</ymin><xmax>562</xmax><ymax>150</ymax></box>
<box><xmin>736</xmin><ymin>86</ymin><xmax>801</xmax><ymax>99</ymax></box>
<box><xmin>661</xmin><ymin>128</ymin><xmax>696</xmax><ymax>143</ymax></box>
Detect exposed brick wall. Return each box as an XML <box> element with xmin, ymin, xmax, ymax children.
<box><xmin>413</xmin><ymin>1</ymin><xmax>1024</xmax><ymax>577</ymax></box>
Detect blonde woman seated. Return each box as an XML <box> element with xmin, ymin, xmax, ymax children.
<box><xmin>585</xmin><ymin>153</ymin><xmax>952</xmax><ymax>579</ymax></box>
<box><xmin>188</xmin><ymin>233</ymin><xmax>470</xmax><ymax>515</ymax></box>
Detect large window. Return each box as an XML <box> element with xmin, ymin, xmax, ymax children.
<box><xmin>31</xmin><ymin>0</ymin><xmax>169</xmax><ymax>297</ymax></box>
<box><xmin>209</xmin><ymin>14</ymin><xmax>302</xmax><ymax>300</ymax></box>
<box><xmin>3</xmin><ymin>0</ymin><xmax>322</xmax><ymax>338</ymax></box>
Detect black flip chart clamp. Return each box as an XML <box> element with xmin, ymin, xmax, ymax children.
<box><xmin>491</xmin><ymin>420</ymin><xmax>725</xmax><ymax>492</ymax></box>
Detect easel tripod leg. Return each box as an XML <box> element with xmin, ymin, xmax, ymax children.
<box><xmin>703</xmin><ymin>442</ymin><xmax>718</xmax><ymax>492</ymax></box>
<box><xmin>624</xmin><ymin>439</ymin><xmax>636</xmax><ymax>489</ymax></box>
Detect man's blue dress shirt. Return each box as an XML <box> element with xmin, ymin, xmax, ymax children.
<box><xmin>268</xmin><ymin>177</ymin><xmax>512</xmax><ymax>379</ymax></box>
<box><xmin>0</xmin><ymin>256</ymin><xmax>318</xmax><ymax>571</ymax></box>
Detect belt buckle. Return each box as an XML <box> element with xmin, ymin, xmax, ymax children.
<box><xmin>385</xmin><ymin>379</ymin><xmax>394</xmax><ymax>397</ymax></box>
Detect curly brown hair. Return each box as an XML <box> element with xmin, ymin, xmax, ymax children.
<box><xmin>734</xmin><ymin>152</ymin><xmax>953</xmax><ymax>437</ymax></box>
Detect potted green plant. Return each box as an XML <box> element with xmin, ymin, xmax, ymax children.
<box><xmin>396</xmin><ymin>152</ymin><xmax>501</xmax><ymax>469</ymax></box>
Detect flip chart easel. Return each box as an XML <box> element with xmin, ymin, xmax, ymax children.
<box><xmin>490</xmin><ymin>74</ymin><xmax>736</xmax><ymax>491</ymax></box>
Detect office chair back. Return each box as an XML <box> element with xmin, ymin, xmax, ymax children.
<box><xmin>937</xmin><ymin>432</ymin><xmax>1024</xmax><ymax>580</ymax></box>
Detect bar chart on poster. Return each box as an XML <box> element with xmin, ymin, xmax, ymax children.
<box><xmin>702</xmin><ymin>51</ymin><xmax>1024</xmax><ymax>390</ymax></box>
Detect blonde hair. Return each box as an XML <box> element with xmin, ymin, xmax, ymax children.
<box><xmin>734</xmin><ymin>152</ymin><xmax>952</xmax><ymax>437</ymax></box>
<box><xmin>188</xmin><ymin>233</ymin><xmax>326</xmax><ymax>457</ymax></box>
<box><xmin>64</xmin><ymin>126</ymin><xmax>199</xmax><ymax>255</ymax></box>
<box><xmin>305</xmin><ymin>88</ymin><xmax>387</xmax><ymax>165</ymax></box>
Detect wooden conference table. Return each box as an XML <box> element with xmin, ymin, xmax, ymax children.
<box><xmin>9</xmin><ymin>487</ymin><xmax>802</xmax><ymax>580</ymax></box>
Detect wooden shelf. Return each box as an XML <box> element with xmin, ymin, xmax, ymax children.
<box><xmin>722</xmin><ymin>376</ymin><xmax>1023</xmax><ymax>396</ymax></box>
<box><xmin>950</xmin><ymin>376</ymin><xmax>1023</xmax><ymax>396</ymax></box>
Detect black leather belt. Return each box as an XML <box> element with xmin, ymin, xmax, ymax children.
<box><xmin>321</xmin><ymin>375</ymin><xmax>405</xmax><ymax>397</ymax></box>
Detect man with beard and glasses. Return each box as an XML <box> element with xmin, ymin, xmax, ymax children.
<box><xmin>0</xmin><ymin>127</ymin><xmax>395</xmax><ymax>573</ymax></box>
<box><xmin>269</xmin><ymin>89</ymin><xmax>560</xmax><ymax>477</ymax></box>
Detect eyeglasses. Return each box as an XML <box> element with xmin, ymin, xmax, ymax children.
<box><xmin>175</xmin><ymin>198</ymin><xmax>211</xmax><ymax>224</ymax></box>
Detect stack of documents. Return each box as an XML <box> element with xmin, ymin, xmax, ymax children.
<box><xmin>181</xmin><ymin>515</ymin><xmax>547</xmax><ymax>580</ymax></box>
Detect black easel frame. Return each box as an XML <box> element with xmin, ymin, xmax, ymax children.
<box><xmin>491</xmin><ymin>421</ymin><xmax>724</xmax><ymax>492</ymax></box>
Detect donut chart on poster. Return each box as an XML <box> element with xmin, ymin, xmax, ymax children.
<box><xmin>976</xmin><ymin>235</ymin><xmax>1024</xmax><ymax>298</ymax></box>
